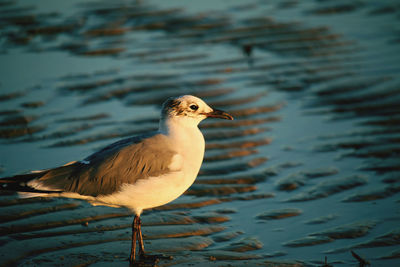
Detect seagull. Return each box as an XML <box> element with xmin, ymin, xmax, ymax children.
<box><xmin>0</xmin><ymin>95</ymin><xmax>233</xmax><ymax>264</ymax></box>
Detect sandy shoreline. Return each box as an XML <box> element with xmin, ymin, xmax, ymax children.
<box><xmin>1</xmin><ymin>0</ymin><xmax>399</xmax><ymax>266</ymax></box>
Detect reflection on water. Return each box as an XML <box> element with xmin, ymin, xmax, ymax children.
<box><xmin>1</xmin><ymin>0</ymin><xmax>399</xmax><ymax>266</ymax></box>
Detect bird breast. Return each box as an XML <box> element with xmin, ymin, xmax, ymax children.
<box><xmin>175</xmin><ymin>127</ymin><xmax>205</xmax><ymax>178</ymax></box>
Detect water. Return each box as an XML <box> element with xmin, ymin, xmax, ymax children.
<box><xmin>1</xmin><ymin>0</ymin><xmax>399</xmax><ymax>266</ymax></box>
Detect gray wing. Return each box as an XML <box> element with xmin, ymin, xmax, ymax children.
<box><xmin>33</xmin><ymin>133</ymin><xmax>178</xmax><ymax>196</ymax></box>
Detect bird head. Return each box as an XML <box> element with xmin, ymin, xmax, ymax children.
<box><xmin>161</xmin><ymin>95</ymin><xmax>233</xmax><ymax>126</ymax></box>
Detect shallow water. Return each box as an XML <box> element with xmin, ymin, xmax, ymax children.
<box><xmin>0</xmin><ymin>0</ymin><xmax>399</xmax><ymax>266</ymax></box>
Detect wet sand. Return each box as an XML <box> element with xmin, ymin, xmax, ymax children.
<box><xmin>0</xmin><ymin>0</ymin><xmax>399</xmax><ymax>266</ymax></box>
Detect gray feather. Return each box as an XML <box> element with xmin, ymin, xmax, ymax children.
<box><xmin>12</xmin><ymin>133</ymin><xmax>177</xmax><ymax>197</ymax></box>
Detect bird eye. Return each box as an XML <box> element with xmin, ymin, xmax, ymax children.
<box><xmin>189</xmin><ymin>104</ymin><xmax>198</xmax><ymax>111</ymax></box>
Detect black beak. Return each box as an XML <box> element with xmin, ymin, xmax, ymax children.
<box><xmin>205</xmin><ymin>109</ymin><xmax>234</xmax><ymax>120</ymax></box>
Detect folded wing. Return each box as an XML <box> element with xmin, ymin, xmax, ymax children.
<box><xmin>1</xmin><ymin>133</ymin><xmax>179</xmax><ymax>197</ymax></box>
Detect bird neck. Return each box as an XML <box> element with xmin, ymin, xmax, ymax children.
<box><xmin>160</xmin><ymin>116</ymin><xmax>206</xmax><ymax>190</ymax></box>
<box><xmin>159</xmin><ymin>117</ymin><xmax>205</xmax><ymax>154</ymax></box>
<box><xmin>159</xmin><ymin>116</ymin><xmax>199</xmax><ymax>135</ymax></box>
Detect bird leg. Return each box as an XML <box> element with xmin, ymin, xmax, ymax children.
<box><xmin>137</xmin><ymin>216</ymin><xmax>158</xmax><ymax>261</ymax></box>
<box><xmin>129</xmin><ymin>215</ymin><xmax>140</xmax><ymax>263</ymax></box>
<box><xmin>129</xmin><ymin>215</ymin><xmax>172</xmax><ymax>264</ymax></box>
<box><xmin>137</xmin><ymin>216</ymin><xmax>146</xmax><ymax>257</ymax></box>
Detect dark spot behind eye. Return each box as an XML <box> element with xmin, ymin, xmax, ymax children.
<box><xmin>190</xmin><ymin>104</ymin><xmax>198</xmax><ymax>111</ymax></box>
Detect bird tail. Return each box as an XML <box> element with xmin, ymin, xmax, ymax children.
<box><xmin>0</xmin><ymin>170</ymin><xmax>62</xmax><ymax>197</ymax></box>
<box><xmin>0</xmin><ymin>160</ymin><xmax>82</xmax><ymax>198</ymax></box>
